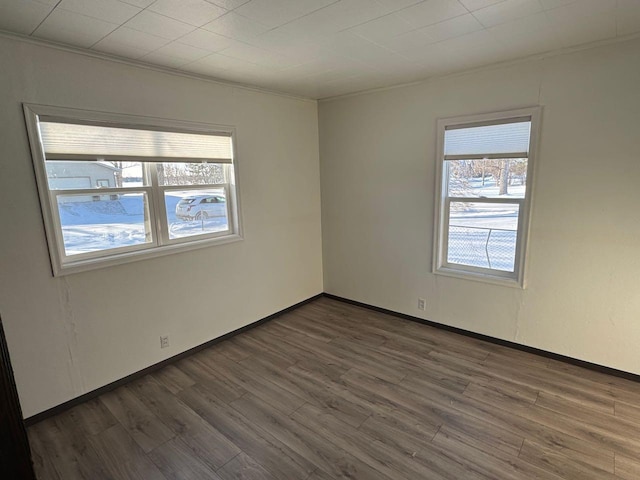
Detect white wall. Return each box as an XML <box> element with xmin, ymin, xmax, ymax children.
<box><xmin>319</xmin><ymin>38</ymin><xmax>640</xmax><ymax>375</ymax></box>
<box><xmin>0</xmin><ymin>36</ymin><xmax>323</xmax><ymax>417</ymax></box>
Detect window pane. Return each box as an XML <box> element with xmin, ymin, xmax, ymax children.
<box><xmin>447</xmin><ymin>202</ymin><xmax>519</xmax><ymax>272</ymax></box>
<box><xmin>444</xmin><ymin>120</ymin><xmax>530</xmax><ymax>156</ymax></box>
<box><xmin>158</xmin><ymin>162</ymin><xmax>225</xmax><ymax>186</ymax></box>
<box><xmin>446</xmin><ymin>159</ymin><xmax>527</xmax><ymax>198</ymax></box>
<box><xmin>56</xmin><ymin>192</ymin><xmax>152</xmax><ymax>256</ymax></box>
<box><xmin>45</xmin><ymin>161</ymin><xmax>145</xmax><ymax>189</ymax></box>
<box><xmin>166</xmin><ymin>189</ymin><xmax>229</xmax><ymax>240</ymax></box>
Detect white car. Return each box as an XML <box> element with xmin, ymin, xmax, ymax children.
<box><xmin>175</xmin><ymin>194</ymin><xmax>226</xmax><ymax>220</ymax></box>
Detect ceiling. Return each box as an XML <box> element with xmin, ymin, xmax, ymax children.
<box><xmin>1</xmin><ymin>0</ymin><xmax>639</xmax><ymax>99</ymax></box>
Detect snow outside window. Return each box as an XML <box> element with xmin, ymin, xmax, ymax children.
<box><xmin>433</xmin><ymin>107</ymin><xmax>541</xmax><ymax>287</ymax></box>
<box><xmin>24</xmin><ymin>105</ymin><xmax>242</xmax><ymax>276</ymax></box>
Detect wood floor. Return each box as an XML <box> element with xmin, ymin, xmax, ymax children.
<box><xmin>28</xmin><ymin>297</ymin><xmax>640</xmax><ymax>480</ymax></box>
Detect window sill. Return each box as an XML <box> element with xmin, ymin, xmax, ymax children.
<box><xmin>53</xmin><ymin>233</ymin><xmax>243</xmax><ymax>276</ymax></box>
<box><xmin>434</xmin><ymin>266</ymin><xmax>525</xmax><ymax>289</ymax></box>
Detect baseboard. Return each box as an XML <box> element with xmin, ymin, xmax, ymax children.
<box><xmin>25</xmin><ymin>290</ymin><xmax>640</xmax><ymax>426</ymax></box>
<box><xmin>24</xmin><ymin>293</ymin><xmax>323</xmax><ymax>426</ymax></box>
<box><xmin>323</xmin><ymin>293</ymin><xmax>640</xmax><ymax>384</ymax></box>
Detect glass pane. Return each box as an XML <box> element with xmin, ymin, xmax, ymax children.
<box><xmin>166</xmin><ymin>189</ymin><xmax>229</xmax><ymax>240</ymax></box>
<box><xmin>39</xmin><ymin>121</ymin><xmax>233</xmax><ymax>160</ymax></box>
<box><xmin>158</xmin><ymin>162</ymin><xmax>225</xmax><ymax>186</ymax></box>
<box><xmin>444</xmin><ymin>120</ymin><xmax>530</xmax><ymax>156</ymax></box>
<box><xmin>56</xmin><ymin>192</ymin><xmax>152</xmax><ymax>256</ymax></box>
<box><xmin>446</xmin><ymin>159</ymin><xmax>527</xmax><ymax>198</ymax></box>
<box><xmin>45</xmin><ymin>161</ymin><xmax>146</xmax><ymax>189</ymax></box>
<box><xmin>447</xmin><ymin>202</ymin><xmax>520</xmax><ymax>272</ymax></box>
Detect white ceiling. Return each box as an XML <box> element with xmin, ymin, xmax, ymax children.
<box><xmin>1</xmin><ymin>0</ymin><xmax>639</xmax><ymax>99</ymax></box>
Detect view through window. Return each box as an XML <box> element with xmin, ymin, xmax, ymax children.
<box><xmin>435</xmin><ymin>108</ymin><xmax>539</xmax><ymax>284</ymax></box>
<box><xmin>25</xmin><ymin>105</ymin><xmax>241</xmax><ymax>275</ymax></box>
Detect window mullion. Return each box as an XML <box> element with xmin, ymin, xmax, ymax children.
<box><xmin>441</xmin><ymin>197</ymin><xmax>452</xmax><ymax>269</ymax></box>
<box><xmin>147</xmin><ymin>163</ymin><xmax>166</xmax><ymax>246</ymax></box>
<box><xmin>24</xmin><ymin>104</ymin><xmax>242</xmax><ymax>276</ymax></box>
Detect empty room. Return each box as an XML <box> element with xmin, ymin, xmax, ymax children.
<box><xmin>1</xmin><ymin>0</ymin><xmax>639</xmax><ymax>478</ymax></box>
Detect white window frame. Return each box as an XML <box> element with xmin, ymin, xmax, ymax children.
<box><xmin>24</xmin><ymin>104</ymin><xmax>243</xmax><ymax>276</ymax></box>
<box><xmin>433</xmin><ymin>107</ymin><xmax>541</xmax><ymax>287</ymax></box>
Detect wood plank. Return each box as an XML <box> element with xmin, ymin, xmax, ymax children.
<box><xmin>27</xmin><ymin>427</ymin><xmax>62</xmax><ymax>480</ymax></box>
<box><xmin>615</xmin><ymin>454</ymin><xmax>640</xmax><ymax>480</ymax></box>
<box><xmin>33</xmin><ymin>413</ymin><xmax>113</xmax><ymax>480</ymax></box>
<box><xmin>464</xmin><ymin>380</ymin><xmax>539</xmax><ymax>408</ymax></box>
<box><xmin>152</xmin><ymin>365</ymin><xmax>196</xmax><ymax>394</ymax></box>
<box><xmin>615</xmin><ymin>401</ymin><xmax>640</xmax><ymax>425</ymax></box>
<box><xmin>148</xmin><ymin>437</ymin><xmax>222</xmax><ymax>480</ymax></box>
<box><xmin>534</xmin><ymin>392</ymin><xmax>640</xmax><ymax>454</ymax></box>
<box><xmin>174</xmin><ymin>355</ymin><xmax>246</xmax><ymax>404</ymax></box>
<box><xmin>371</xmin><ymin>366</ymin><xmax>618</xmax><ymax>473</ymax></box>
<box><xmin>263</xmin><ymin>324</ymin><xmax>407</xmax><ymax>384</ymax></box>
<box><xmin>87</xmin><ymin>424</ymin><xmax>167</xmax><ymax>480</ymax></box>
<box><xmin>432</xmin><ymin>427</ymin><xmax>563</xmax><ymax>480</ymax></box>
<box><xmin>66</xmin><ymin>397</ymin><xmax>118</xmax><ymax>436</ymax></box>
<box><xmin>292</xmin><ymin>402</ymin><xmax>456</xmax><ymax>480</ymax></box>
<box><xmin>212</xmin><ymin>338</ymin><xmax>253</xmax><ymax>362</ymax></box>
<box><xmin>130</xmin><ymin>376</ymin><xmax>241</xmax><ymax>469</ymax></box>
<box><xmin>306</xmin><ymin>469</ymin><xmax>336</xmax><ymax>480</ymax></box>
<box><xmin>216</xmin><ymin>452</ymin><xmax>277</xmax><ymax>480</ymax></box>
<box><xmin>100</xmin><ymin>386</ymin><xmax>175</xmax><ymax>453</ymax></box>
<box><xmin>482</xmin><ymin>353</ymin><xmax>616</xmax><ymax>413</ymax></box>
<box><xmin>177</xmin><ymin>383</ymin><xmax>316</xmax><ymax>480</ymax></box>
<box><xmin>197</xmin><ymin>349</ymin><xmax>307</xmax><ymax>415</ymax></box>
<box><xmin>240</xmin><ymin>354</ymin><xmax>370</xmax><ymax>428</ymax></box>
<box><xmin>518</xmin><ymin>439</ymin><xmax>616</xmax><ymax>479</ymax></box>
<box><xmin>230</xmin><ymin>394</ymin><xmax>392</xmax><ymax>480</ymax></box>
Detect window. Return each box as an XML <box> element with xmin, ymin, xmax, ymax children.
<box><xmin>433</xmin><ymin>107</ymin><xmax>540</xmax><ymax>286</ymax></box>
<box><xmin>24</xmin><ymin>104</ymin><xmax>242</xmax><ymax>276</ymax></box>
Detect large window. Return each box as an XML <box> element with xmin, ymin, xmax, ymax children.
<box><xmin>434</xmin><ymin>107</ymin><xmax>540</xmax><ymax>286</ymax></box>
<box><xmin>24</xmin><ymin>105</ymin><xmax>241</xmax><ymax>276</ymax></box>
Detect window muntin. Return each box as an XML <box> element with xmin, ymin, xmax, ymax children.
<box><xmin>24</xmin><ymin>105</ymin><xmax>241</xmax><ymax>276</ymax></box>
<box><xmin>434</xmin><ymin>108</ymin><xmax>539</xmax><ymax>285</ymax></box>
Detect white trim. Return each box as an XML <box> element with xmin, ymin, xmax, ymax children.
<box><xmin>55</xmin><ymin>234</ymin><xmax>243</xmax><ymax>276</ymax></box>
<box><xmin>23</xmin><ymin>104</ymin><xmax>243</xmax><ymax>276</ymax></box>
<box><xmin>432</xmin><ymin>106</ymin><xmax>541</xmax><ymax>288</ymax></box>
<box><xmin>50</xmin><ymin>186</ymin><xmax>152</xmax><ymax>195</ymax></box>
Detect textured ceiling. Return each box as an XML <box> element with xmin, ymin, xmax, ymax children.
<box><xmin>1</xmin><ymin>0</ymin><xmax>639</xmax><ymax>99</ymax></box>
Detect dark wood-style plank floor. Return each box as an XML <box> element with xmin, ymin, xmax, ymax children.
<box><xmin>28</xmin><ymin>297</ymin><xmax>640</xmax><ymax>479</ymax></box>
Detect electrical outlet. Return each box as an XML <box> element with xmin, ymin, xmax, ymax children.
<box><xmin>160</xmin><ymin>335</ymin><xmax>170</xmax><ymax>349</ymax></box>
<box><xmin>418</xmin><ymin>298</ymin><xmax>426</xmax><ymax>311</ymax></box>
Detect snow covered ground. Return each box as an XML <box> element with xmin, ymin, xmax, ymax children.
<box><xmin>57</xmin><ymin>192</ymin><xmax>228</xmax><ymax>256</ymax></box>
<box><xmin>447</xmin><ymin>177</ymin><xmax>523</xmax><ymax>271</ymax></box>
<box><xmin>57</xmin><ymin>176</ymin><xmax>521</xmax><ymax>272</ymax></box>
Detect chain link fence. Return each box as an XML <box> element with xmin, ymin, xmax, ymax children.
<box><xmin>448</xmin><ymin>226</ymin><xmax>517</xmax><ymax>272</ymax></box>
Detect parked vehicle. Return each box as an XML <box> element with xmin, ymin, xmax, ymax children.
<box><xmin>175</xmin><ymin>194</ymin><xmax>226</xmax><ymax>220</ymax></box>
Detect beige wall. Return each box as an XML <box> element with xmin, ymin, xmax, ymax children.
<box><xmin>319</xmin><ymin>38</ymin><xmax>640</xmax><ymax>374</ymax></box>
<box><xmin>0</xmin><ymin>37</ymin><xmax>323</xmax><ymax>417</ymax></box>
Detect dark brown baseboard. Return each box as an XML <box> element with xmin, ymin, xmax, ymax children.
<box><xmin>25</xmin><ymin>291</ymin><xmax>640</xmax><ymax>426</ymax></box>
<box><xmin>24</xmin><ymin>293</ymin><xmax>323</xmax><ymax>426</ymax></box>
<box><xmin>324</xmin><ymin>293</ymin><xmax>640</xmax><ymax>384</ymax></box>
